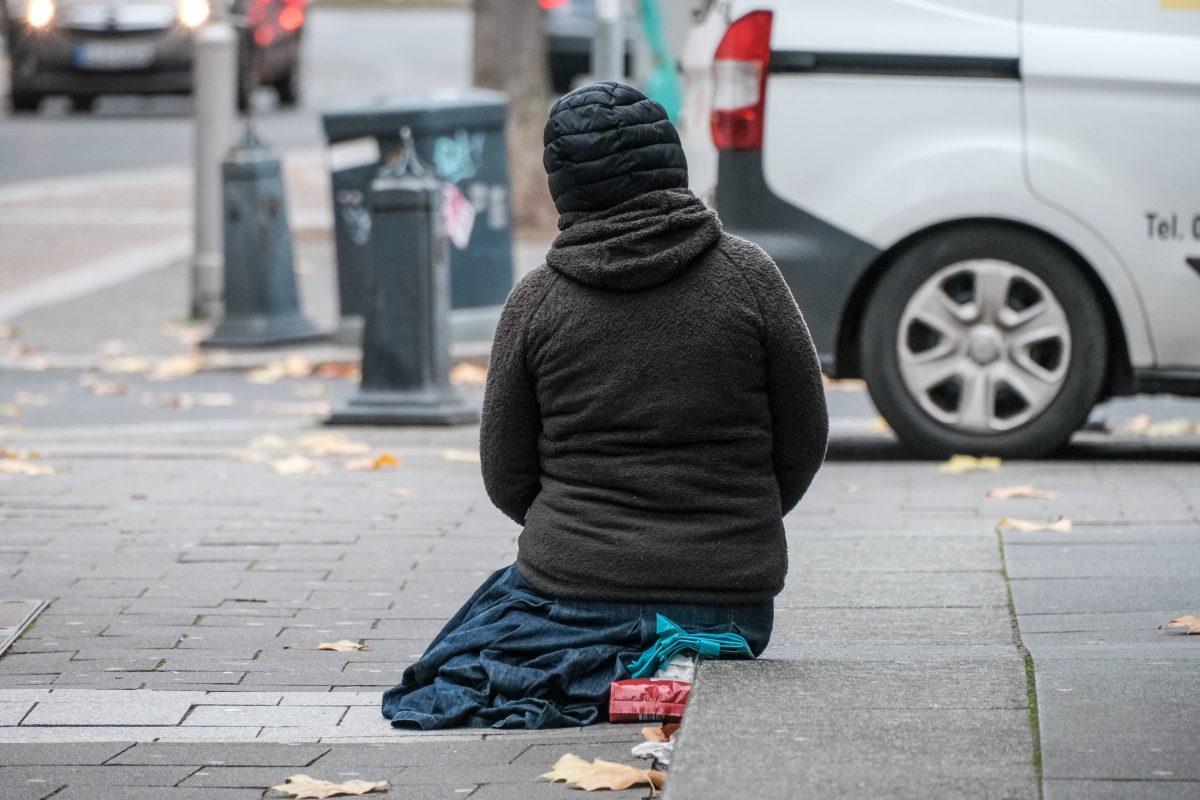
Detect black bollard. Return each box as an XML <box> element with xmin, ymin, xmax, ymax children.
<box><xmin>328</xmin><ymin>128</ymin><xmax>477</xmax><ymax>426</ymax></box>
<box><xmin>202</xmin><ymin>128</ymin><xmax>323</xmax><ymax>348</ymax></box>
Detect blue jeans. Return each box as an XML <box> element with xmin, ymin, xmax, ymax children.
<box><xmin>381</xmin><ymin>564</ymin><xmax>773</xmax><ymax>730</ymax></box>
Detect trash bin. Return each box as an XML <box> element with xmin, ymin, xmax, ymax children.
<box><xmin>322</xmin><ymin>89</ymin><xmax>514</xmax><ymax>344</ymax></box>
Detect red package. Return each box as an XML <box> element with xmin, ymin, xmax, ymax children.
<box><xmin>608</xmin><ymin>679</ymin><xmax>692</xmax><ymax>723</ymax></box>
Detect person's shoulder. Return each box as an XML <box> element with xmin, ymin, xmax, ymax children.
<box><xmin>504</xmin><ymin>265</ymin><xmax>558</xmax><ymax>311</ymax></box>
<box><xmin>708</xmin><ymin>232</ymin><xmax>782</xmax><ymax>286</ymax></box>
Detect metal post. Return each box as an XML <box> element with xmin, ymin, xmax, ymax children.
<box><xmin>593</xmin><ymin>0</ymin><xmax>624</xmax><ymax>82</ymax></box>
<box><xmin>201</xmin><ymin>127</ymin><xmax>323</xmax><ymax>348</ymax></box>
<box><xmin>191</xmin><ymin>0</ymin><xmax>238</xmax><ymax>320</ymax></box>
<box><xmin>328</xmin><ymin>129</ymin><xmax>476</xmax><ymax>426</ymax></box>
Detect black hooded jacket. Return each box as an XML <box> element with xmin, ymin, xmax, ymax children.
<box><xmin>479</xmin><ymin>188</ymin><xmax>828</xmax><ymax>605</ymax></box>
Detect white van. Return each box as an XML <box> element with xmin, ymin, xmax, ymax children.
<box><xmin>681</xmin><ymin>1</ymin><xmax>1200</xmax><ymax>457</ymax></box>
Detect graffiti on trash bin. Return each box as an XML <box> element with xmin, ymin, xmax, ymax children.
<box><xmin>336</xmin><ymin>189</ymin><xmax>372</xmax><ymax>245</ymax></box>
<box><xmin>434</xmin><ymin>129</ymin><xmax>486</xmax><ymax>185</ymax></box>
<box><xmin>467</xmin><ymin>182</ymin><xmax>509</xmax><ymax>231</ymax></box>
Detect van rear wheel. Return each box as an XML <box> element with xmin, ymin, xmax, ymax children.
<box><xmin>859</xmin><ymin>224</ymin><xmax>1107</xmax><ymax>458</ymax></box>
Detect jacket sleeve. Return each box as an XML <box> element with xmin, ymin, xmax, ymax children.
<box><xmin>750</xmin><ymin>256</ymin><xmax>829</xmax><ymax>514</ymax></box>
<box><xmin>479</xmin><ymin>269</ymin><xmax>553</xmax><ymax>525</ymax></box>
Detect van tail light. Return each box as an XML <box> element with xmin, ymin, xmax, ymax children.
<box><xmin>711</xmin><ymin>10</ymin><xmax>773</xmax><ymax>150</ymax></box>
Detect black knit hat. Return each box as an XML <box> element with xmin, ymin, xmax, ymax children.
<box><xmin>543</xmin><ymin>82</ymin><xmax>688</xmax><ymax>215</ymax></box>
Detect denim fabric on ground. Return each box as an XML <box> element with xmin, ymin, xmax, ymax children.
<box><xmin>381</xmin><ymin>564</ymin><xmax>773</xmax><ymax>730</ymax></box>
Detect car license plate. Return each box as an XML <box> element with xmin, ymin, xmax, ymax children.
<box><xmin>74</xmin><ymin>40</ymin><xmax>156</xmax><ymax>70</ymax></box>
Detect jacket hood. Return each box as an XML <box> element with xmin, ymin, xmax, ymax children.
<box><xmin>543</xmin><ymin>82</ymin><xmax>688</xmax><ymax>215</ymax></box>
<box><xmin>545</xmin><ymin>189</ymin><xmax>721</xmax><ymax>291</ymax></box>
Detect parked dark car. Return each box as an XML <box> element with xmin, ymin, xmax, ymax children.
<box><xmin>2</xmin><ymin>0</ymin><xmax>305</xmax><ymax>113</ymax></box>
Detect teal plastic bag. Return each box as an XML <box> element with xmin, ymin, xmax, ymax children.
<box><xmin>627</xmin><ymin>614</ymin><xmax>754</xmax><ymax>679</ymax></box>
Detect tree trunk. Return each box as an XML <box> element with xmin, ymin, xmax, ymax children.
<box><xmin>473</xmin><ymin>0</ymin><xmax>558</xmax><ymax>235</ymax></box>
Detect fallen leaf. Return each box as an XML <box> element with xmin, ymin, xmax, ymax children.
<box><xmin>822</xmin><ymin>376</ymin><xmax>866</xmax><ymax>392</ymax></box>
<box><xmin>270</xmin><ymin>774</ymin><xmax>389</xmax><ymax>799</ymax></box>
<box><xmin>312</xmin><ymin>360</ymin><xmax>361</xmax><ymax>380</ymax></box>
<box><xmin>1162</xmin><ymin>615</ymin><xmax>1200</xmax><ymax>635</ymax></box>
<box><xmin>81</xmin><ymin>374</ymin><xmax>129</xmax><ymax>396</ymax></box>
<box><xmin>449</xmin><ymin>362</ymin><xmax>488</xmax><ymax>385</ymax></box>
<box><xmin>248</xmin><ymin>433</ymin><xmax>291</xmax><ymax>450</ymax></box>
<box><xmin>1144</xmin><ymin>419</ymin><xmax>1195</xmax><ymax>438</ymax></box>
<box><xmin>98</xmin><ymin>339</ymin><xmax>133</xmax><ymax>357</ymax></box>
<box><xmin>986</xmin><ymin>485</ymin><xmax>1057</xmax><ymax>500</ymax></box>
<box><xmin>149</xmin><ymin>353</ymin><xmax>206</xmax><ymax>381</ymax></box>
<box><xmin>389</xmin><ymin>487</ymin><xmax>412</xmax><ymax>498</ymax></box>
<box><xmin>318</xmin><ymin>640</ymin><xmax>367</xmax><ymax>652</ymax></box>
<box><xmin>540</xmin><ymin>753</ymin><xmax>665</xmax><ymax>793</ymax></box>
<box><xmin>640</xmin><ymin>724</ymin><xmax>678</xmax><ymax>743</ymax></box>
<box><xmin>997</xmin><ymin>516</ymin><xmax>1072</xmax><ymax>533</ymax></box>
<box><xmin>346</xmin><ymin>453</ymin><xmax>399</xmax><ymax>471</ymax></box>
<box><xmin>254</xmin><ymin>401</ymin><xmax>332</xmax><ymax>416</ymax></box>
<box><xmin>0</xmin><ymin>324</ymin><xmax>20</xmax><ymax>339</ymax></box>
<box><xmin>938</xmin><ymin>454</ymin><xmax>1002</xmax><ymax>474</ymax></box>
<box><xmin>269</xmin><ymin>455</ymin><xmax>329</xmax><ymax>476</ymax></box>
<box><xmin>160</xmin><ymin>322</ymin><xmax>209</xmax><ymax>348</ymax></box>
<box><xmin>298</xmin><ymin>431</ymin><xmax>370</xmax><ymax>456</ymax></box>
<box><xmin>0</xmin><ymin>404</ymin><xmax>22</xmax><ymax>417</ymax></box>
<box><xmin>247</xmin><ymin>355</ymin><xmax>312</xmax><ymax>384</ymax></box>
<box><xmin>441</xmin><ymin>448</ymin><xmax>480</xmax><ymax>463</ymax></box>
<box><xmin>0</xmin><ymin>459</ymin><xmax>58</xmax><ymax>476</ymax></box>
<box><xmin>159</xmin><ymin>392</ymin><xmax>235</xmax><ymax>409</ymax></box>
<box><xmin>12</xmin><ymin>392</ymin><xmax>51</xmax><ymax>407</ymax></box>
<box><xmin>101</xmin><ymin>355</ymin><xmax>152</xmax><ymax>374</ymax></box>
<box><xmin>868</xmin><ymin>416</ymin><xmax>890</xmax><ymax>433</ymax></box>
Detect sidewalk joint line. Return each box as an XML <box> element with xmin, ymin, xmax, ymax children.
<box><xmin>995</xmin><ymin>529</ymin><xmax>1044</xmax><ymax>800</ymax></box>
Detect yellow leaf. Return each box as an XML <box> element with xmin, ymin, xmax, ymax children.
<box><xmin>270</xmin><ymin>774</ymin><xmax>389</xmax><ymax>799</ymax></box>
<box><xmin>938</xmin><ymin>454</ymin><xmax>1002</xmax><ymax>474</ymax></box>
<box><xmin>997</xmin><ymin>516</ymin><xmax>1072</xmax><ymax>533</ymax></box>
<box><xmin>986</xmin><ymin>485</ymin><xmax>1057</xmax><ymax>500</ymax></box>
<box><xmin>0</xmin><ymin>459</ymin><xmax>57</xmax><ymax>476</ymax></box>
<box><xmin>449</xmin><ymin>361</ymin><xmax>488</xmax><ymax>385</ymax></box>
<box><xmin>540</xmin><ymin>753</ymin><xmax>665</xmax><ymax>793</ymax></box>
<box><xmin>441</xmin><ymin>448</ymin><xmax>480</xmax><ymax>463</ymax></box>
<box><xmin>867</xmin><ymin>416</ymin><xmax>890</xmax><ymax>433</ymax></box>
<box><xmin>390</xmin><ymin>487</ymin><xmax>412</xmax><ymax>498</ymax></box>
<box><xmin>318</xmin><ymin>640</ymin><xmax>367</xmax><ymax>652</ymax></box>
<box><xmin>0</xmin><ymin>404</ymin><xmax>22</xmax><ymax>417</ymax></box>
<box><xmin>1163</xmin><ymin>615</ymin><xmax>1200</xmax><ymax>635</ymax></box>
<box><xmin>148</xmin><ymin>353</ymin><xmax>206</xmax><ymax>381</ymax></box>
<box><xmin>269</xmin><ymin>455</ymin><xmax>329</xmax><ymax>476</ymax></box>
<box><xmin>298</xmin><ymin>431</ymin><xmax>370</xmax><ymax>456</ymax></box>
<box><xmin>344</xmin><ymin>453</ymin><xmax>399</xmax><ymax>471</ymax></box>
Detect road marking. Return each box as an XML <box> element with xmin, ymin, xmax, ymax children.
<box><xmin>0</xmin><ymin>237</ymin><xmax>189</xmax><ymax>322</ymax></box>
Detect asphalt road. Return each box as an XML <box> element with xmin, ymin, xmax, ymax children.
<box><xmin>0</xmin><ymin>7</ymin><xmax>472</xmax><ymax>184</ymax></box>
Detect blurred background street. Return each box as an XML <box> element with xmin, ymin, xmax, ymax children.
<box><xmin>0</xmin><ymin>1</ymin><xmax>1198</xmax><ymax>798</ymax></box>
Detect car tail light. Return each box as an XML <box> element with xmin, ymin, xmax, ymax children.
<box><xmin>711</xmin><ymin>10</ymin><xmax>773</xmax><ymax>150</ymax></box>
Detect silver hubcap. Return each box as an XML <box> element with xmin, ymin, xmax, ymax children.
<box><xmin>896</xmin><ymin>259</ymin><xmax>1071</xmax><ymax>434</ymax></box>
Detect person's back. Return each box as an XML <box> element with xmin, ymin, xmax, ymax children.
<box><xmin>383</xmin><ymin>82</ymin><xmax>828</xmax><ymax>731</ymax></box>
<box><xmin>482</xmin><ymin>181</ymin><xmax>827</xmax><ymax>603</ymax></box>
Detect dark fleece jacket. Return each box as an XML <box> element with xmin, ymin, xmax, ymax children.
<box><xmin>480</xmin><ymin>188</ymin><xmax>828</xmax><ymax>605</ymax></box>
